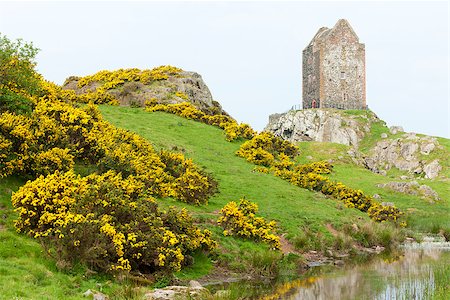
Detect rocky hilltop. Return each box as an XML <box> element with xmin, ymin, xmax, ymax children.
<box><xmin>265</xmin><ymin>108</ymin><xmax>447</xmax><ymax>179</ymax></box>
<box><xmin>63</xmin><ymin>67</ymin><xmax>226</xmax><ymax>115</ymax></box>
<box><xmin>265</xmin><ymin>109</ymin><xmax>377</xmax><ymax>147</ymax></box>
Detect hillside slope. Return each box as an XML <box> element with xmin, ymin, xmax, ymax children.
<box><xmin>100</xmin><ymin>106</ymin><xmax>449</xmax><ymax>236</ymax></box>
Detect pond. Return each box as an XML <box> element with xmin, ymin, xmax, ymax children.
<box><xmin>209</xmin><ymin>238</ymin><xmax>450</xmax><ymax>299</ymax></box>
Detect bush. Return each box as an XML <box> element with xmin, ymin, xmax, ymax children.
<box><xmin>368</xmin><ymin>203</ymin><xmax>404</xmax><ymax>224</ymax></box>
<box><xmin>32</xmin><ymin>147</ymin><xmax>74</xmax><ymax>176</ymax></box>
<box><xmin>12</xmin><ymin>170</ymin><xmax>217</xmax><ymax>274</ymax></box>
<box><xmin>218</xmin><ymin>199</ymin><xmax>280</xmax><ymax>249</ymax></box>
<box><xmin>294</xmin><ymin>160</ymin><xmax>333</xmax><ymax>175</ymax></box>
<box><xmin>1</xmin><ymin>94</ymin><xmax>218</xmax><ymax>204</ymax></box>
<box><xmin>159</xmin><ymin>150</ymin><xmax>218</xmax><ymax>205</ymax></box>
<box><xmin>145</xmin><ymin>101</ymin><xmax>255</xmax><ymax>142</ymax></box>
<box><xmin>236</xmin><ymin>132</ymin><xmax>299</xmax><ymax>166</ymax></box>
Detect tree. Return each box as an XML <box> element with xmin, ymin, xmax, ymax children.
<box><xmin>0</xmin><ymin>33</ymin><xmax>40</xmax><ymax>114</ymax></box>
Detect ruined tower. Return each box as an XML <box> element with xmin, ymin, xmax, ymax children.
<box><xmin>302</xmin><ymin>19</ymin><xmax>366</xmax><ymax>110</ymax></box>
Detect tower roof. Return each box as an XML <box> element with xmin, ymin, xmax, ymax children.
<box><xmin>305</xmin><ymin>19</ymin><xmax>359</xmax><ymax>50</ymax></box>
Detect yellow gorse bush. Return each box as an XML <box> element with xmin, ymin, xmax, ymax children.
<box><xmin>1</xmin><ymin>83</ymin><xmax>217</xmax><ymax>204</ymax></box>
<box><xmin>76</xmin><ymin>66</ymin><xmax>182</xmax><ymax>89</ymax></box>
<box><xmin>236</xmin><ymin>131</ymin><xmax>299</xmax><ymax>166</ymax></box>
<box><xmin>145</xmin><ymin>101</ymin><xmax>255</xmax><ymax>142</ymax></box>
<box><xmin>12</xmin><ymin>170</ymin><xmax>217</xmax><ymax>274</ymax></box>
<box><xmin>66</xmin><ymin>66</ymin><xmax>183</xmax><ymax>105</ymax></box>
<box><xmin>218</xmin><ymin>199</ymin><xmax>280</xmax><ymax>249</ymax></box>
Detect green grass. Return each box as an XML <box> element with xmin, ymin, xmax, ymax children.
<box><xmin>99</xmin><ymin>106</ymin><xmax>368</xmax><ymax>238</ymax></box>
<box><xmin>328</xmin><ymin>163</ymin><xmax>449</xmax><ymax>233</ymax></box>
<box><xmin>295</xmin><ymin>139</ymin><xmax>449</xmax><ymax>234</ymax></box>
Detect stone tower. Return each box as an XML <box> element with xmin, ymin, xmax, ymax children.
<box><xmin>302</xmin><ymin>19</ymin><xmax>366</xmax><ymax>110</ymax></box>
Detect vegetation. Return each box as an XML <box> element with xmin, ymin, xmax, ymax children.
<box><xmin>0</xmin><ymin>34</ymin><xmax>40</xmax><ymax>114</ymax></box>
<box><xmin>1</xmin><ymin>33</ymin><xmax>448</xmax><ymax>298</ymax></box>
<box><xmin>218</xmin><ymin>199</ymin><xmax>280</xmax><ymax>249</ymax></box>
<box><xmin>146</xmin><ymin>101</ymin><xmax>255</xmax><ymax>141</ymax></box>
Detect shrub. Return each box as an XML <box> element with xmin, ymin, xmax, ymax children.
<box><xmin>159</xmin><ymin>150</ymin><xmax>218</xmax><ymax>205</ymax></box>
<box><xmin>368</xmin><ymin>203</ymin><xmax>404</xmax><ymax>224</ymax></box>
<box><xmin>294</xmin><ymin>160</ymin><xmax>333</xmax><ymax>175</ymax></box>
<box><xmin>146</xmin><ymin>101</ymin><xmax>256</xmax><ymax>142</ymax></box>
<box><xmin>32</xmin><ymin>147</ymin><xmax>74</xmax><ymax>176</ymax></box>
<box><xmin>218</xmin><ymin>199</ymin><xmax>280</xmax><ymax>249</ymax></box>
<box><xmin>12</xmin><ymin>170</ymin><xmax>216</xmax><ymax>274</ymax></box>
<box><xmin>236</xmin><ymin>132</ymin><xmax>299</xmax><ymax>166</ymax></box>
<box><xmin>1</xmin><ymin>94</ymin><xmax>218</xmax><ymax>205</ymax></box>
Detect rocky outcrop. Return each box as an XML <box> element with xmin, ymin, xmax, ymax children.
<box><xmin>362</xmin><ymin>134</ymin><xmax>442</xmax><ymax>178</ymax></box>
<box><xmin>63</xmin><ymin>71</ymin><xmax>226</xmax><ymax>115</ymax></box>
<box><xmin>265</xmin><ymin>108</ymin><xmax>445</xmax><ymax>179</ymax></box>
<box><xmin>264</xmin><ymin>109</ymin><xmax>377</xmax><ymax>147</ymax></box>
<box><xmin>377</xmin><ymin>181</ymin><xmax>440</xmax><ymax>202</ymax></box>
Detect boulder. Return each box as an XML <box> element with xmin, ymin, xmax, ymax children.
<box><xmin>83</xmin><ymin>290</ymin><xmax>109</xmax><ymax>300</ymax></box>
<box><xmin>144</xmin><ymin>282</ymin><xmax>210</xmax><ymax>300</ymax></box>
<box><xmin>423</xmin><ymin>160</ymin><xmax>441</xmax><ymax>179</ymax></box>
<box><xmin>363</xmin><ymin>135</ymin><xmax>441</xmax><ymax>178</ymax></box>
<box><xmin>389</xmin><ymin>126</ymin><xmax>404</xmax><ymax>134</ymax></box>
<box><xmin>377</xmin><ymin>181</ymin><xmax>440</xmax><ymax>201</ymax></box>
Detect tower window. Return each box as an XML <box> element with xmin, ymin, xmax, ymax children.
<box><xmin>343</xmin><ymin>93</ymin><xmax>349</xmax><ymax>101</ymax></box>
<box><xmin>340</xmin><ymin>72</ymin><xmax>346</xmax><ymax>80</ymax></box>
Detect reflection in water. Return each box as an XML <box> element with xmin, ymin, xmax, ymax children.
<box><xmin>261</xmin><ymin>248</ymin><xmax>449</xmax><ymax>300</ymax></box>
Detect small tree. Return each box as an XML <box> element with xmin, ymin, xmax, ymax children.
<box><xmin>0</xmin><ymin>33</ymin><xmax>40</xmax><ymax>114</ymax></box>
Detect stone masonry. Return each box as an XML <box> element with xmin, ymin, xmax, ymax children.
<box><xmin>302</xmin><ymin>19</ymin><xmax>366</xmax><ymax>110</ymax></box>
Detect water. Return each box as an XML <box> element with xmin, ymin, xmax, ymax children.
<box><xmin>210</xmin><ymin>239</ymin><xmax>450</xmax><ymax>299</ymax></box>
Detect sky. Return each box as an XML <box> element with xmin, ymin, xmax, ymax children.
<box><xmin>1</xmin><ymin>1</ymin><xmax>449</xmax><ymax>138</ymax></box>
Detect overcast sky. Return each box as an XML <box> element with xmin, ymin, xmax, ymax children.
<box><xmin>1</xmin><ymin>1</ymin><xmax>448</xmax><ymax>137</ymax></box>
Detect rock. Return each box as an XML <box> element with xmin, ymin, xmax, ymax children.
<box><xmin>189</xmin><ymin>280</ymin><xmax>202</xmax><ymax>288</ymax></box>
<box><xmin>144</xmin><ymin>284</ymin><xmax>210</xmax><ymax>300</ymax></box>
<box><xmin>400</xmin><ymin>142</ymin><xmax>418</xmax><ymax>160</ymax></box>
<box><xmin>264</xmin><ymin>109</ymin><xmax>380</xmax><ymax>147</ymax></box>
<box><xmin>334</xmin><ymin>260</ymin><xmax>344</xmax><ymax>266</ymax></box>
<box><xmin>389</xmin><ymin>126</ymin><xmax>404</xmax><ymax>134</ymax></box>
<box><xmin>381</xmin><ymin>202</ymin><xmax>394</xmax><ymax>207</ymax></box>
<box><xmin>374</xmin><ymin>246</ymin><xmax>385</xmax><ymax>253</ymax></box>
<box><xmin>363</xmin><ymin>135</ymin><xmax>441</xmax><ymax>178</ymax></box>
<box><xmin>377</xmin><ymin>181</ymin><xmax>440</xmax><ymax>201</ymax></box>
<box><xmin>306</xmin><ymin>155</ymin><xmax>313</xmax><ymax>160</ymax></box>
<box><xmin>418</xmin><ymin>185</ymin><xmax>440</xmax><ymax>201</ymax></box>
<box><xmin>420</xmin><ymin>142</ymin><xmax>435</xmax><ymax>155</ymax></box>
<box><xmin>83</xmin><ymin>289</ymin><xmax>109</xmax><ymax>300</ymax></box>
<box><xmin>381</xmin><ymin>133</ymin><xmax>388</xmax><ymax>138</ymax></box>
<box><xmin>373</xmin><ymin>194</ymin><xmax>381</xmax><ymax>199</ymax></box>
<box><xmin>423</xmin><ymin>160</ymin><xmax>441</xmax><ymax>179</ymax></box>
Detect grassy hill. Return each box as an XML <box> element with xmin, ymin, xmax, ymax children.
<box><xmin>0</xmin><ymin>104</ymin><xmax>448</xmax><ymax>299</ymax></box>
